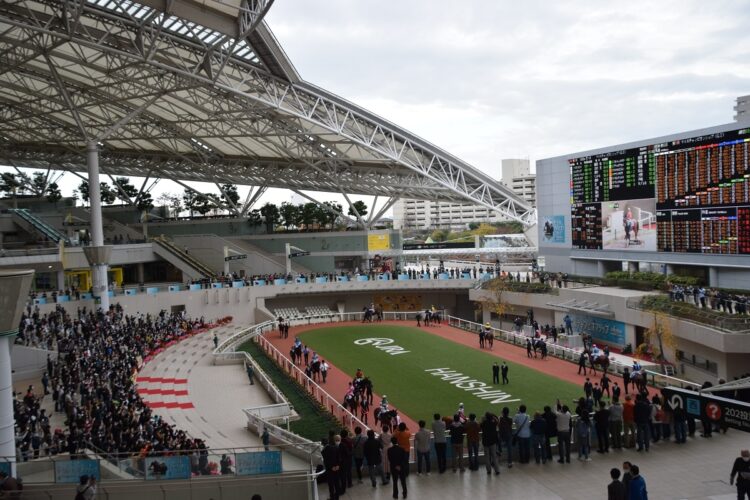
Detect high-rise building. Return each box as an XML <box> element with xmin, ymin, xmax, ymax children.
<box><xmin>392</xmin><ymin>159</ymin><xmax>535</xmax><ymax>230</ymax></box>
<box><xmin>501</xmin><ymin>159</ymin><xmax>536</xmax><ymax>207</ymax></box>
<box><xmin>735</xmin><ymin>94</ymin><xmax>750</xmax><ymax>122</ymax></box>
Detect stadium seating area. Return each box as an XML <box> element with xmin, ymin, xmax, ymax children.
<box><xmin>305</xmin><ymin>306</ymin><xmax>337</xmax><ymax>318</ymax></box>
<box><xmin>274</xmin><ymin>307</ymin><xmax>303</xmax><ymax>319</ymax></box>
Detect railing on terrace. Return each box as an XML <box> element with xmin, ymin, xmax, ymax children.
<box><xmin>627</xmin><ymin>296</ymin><xmax>750</xmax><ymax>334</ymax></box>
<box><xmin>1</xmin><ymin>444</ymin><xmax>318</xmax><ymax>485</ymax></box>
<box><xmin>0</xmin><ymin>246</ymin><xmax>61</xmax><ymax>258</ymax></box>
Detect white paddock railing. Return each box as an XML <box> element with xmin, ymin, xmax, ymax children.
<box><xmin>445</xmin><ymin>315</ymin><xmax>703</xmax><ymax>391</ymax></box>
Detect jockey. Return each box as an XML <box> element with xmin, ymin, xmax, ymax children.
<box><xmin>380</xmin><ymin>396</ymin><xmax>389</xmax><ymax>412</ymax></box>
<box><xmin>632</xmin><ymin>360</ymin><xmax>642</xmax><ymax>372</ymax></box>
<box><xmin>293</xmin><ymin>337</ymin><xmax>302</xmax><ymax>349</ymax></box>
<box><xmin>591</xmin><ymin>344</ymin><xmax>601</xmax><ymax>358</ymax></box>
<box><xmin>355</xmin><ymin>367</ymin><xmax>364</xmax><ymax>379</ymax></box>
<box><xmin>457</xmin><ymin>403</ymin><xmax>466</xmax><ymax>423</ymax></box>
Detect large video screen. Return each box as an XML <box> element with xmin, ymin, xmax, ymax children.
<box><xmin>570</xmin><ymin>126</ymin><xmax>750</xmax><ymax>253</ymax></box>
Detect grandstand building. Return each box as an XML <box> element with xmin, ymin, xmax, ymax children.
<box><xmin>1</xmin><ymin>1</ymin><xmax>748</xmax><ymax>499</ymax></box>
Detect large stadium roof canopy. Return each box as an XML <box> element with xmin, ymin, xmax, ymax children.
<box><xmin>0</xmin><ymin>0</ymin><xmax>536</xmax><ymax>226</ymax></box>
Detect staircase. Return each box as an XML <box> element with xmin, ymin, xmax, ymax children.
<box><xmin>152</xmin><ymin>235</ymin><xmax>217</xmax><ymax>280</ymax></box>
<box><xmin>230</xmin><ymin>238</ymin><xmax>313</xmax><ymax>274</ymax></box>
<box><xmin>9</xmin><ymin>208</ymin><xmax>69</xmax><ymax>244</ymax></box>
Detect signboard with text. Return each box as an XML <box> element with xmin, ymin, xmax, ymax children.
<box><xmin>661</xmin><ymin>386</ymin><xmax>750</xmax><ymax>433</ymax></box>
<box><xmin>570</xmin><ymin>314</ymin><xmax>626</xmax><ymax>346</ymax></box>
<box><xmin>235</xmin><ymin>451</ymin><xmax>282</xmax><ymax>476</ymax></box>
<box><xmin>54</xmin><ymin>459</ymin><xmax>100</xmax><ymax>483</ymax></box>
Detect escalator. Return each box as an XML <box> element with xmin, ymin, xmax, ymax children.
<box><xmin>152</xmin><ymin>235</ymin><xmax>217</xmax><ymax>280</ymax></box>
<box><xmin>9</xmin><ymin>208</ymin><xmax>69</xmax><ymax>244</ymax></box>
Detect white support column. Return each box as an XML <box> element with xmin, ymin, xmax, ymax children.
<box><xmin>0</xmin><ymin>337</ymin><xmax>14</xmax><ymax>475</ymax></box>
<box><xmin>224</xmin><ymin>246</ymin><xmax>230</xmax><ymax>275</ymax></box>
<box><xmin>285</xmin><ymin>243</ymin><xmax>292</xmax><ymax>274</ymax></box>
<box><xmin>56</xmin><ymin>269</ymin><xmax>65</xmax><ymax>290</ymax></box>
<box><xmin>86</xmin><ymin>141</ymin><xmax>110</xmax><ymax>311</ymax></box>
<box><xmin>137</xmin><ymin>262</ymin><xmax>145</xmax><ymax>284</ymax></box>
<box><xmin>0</xmin><ymin>269</ymin><xmax>34</xmax><ymax>477</ymax></box>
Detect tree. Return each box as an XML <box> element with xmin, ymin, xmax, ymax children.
<box><xmin>220</xmin><ymin>183</ymin><xmax>239</xmax><ymax>212</ymax></box>
<box><xmin>430</xmin><ymin>229</ymin><xmax>448</xmax><ymax>242</ymax></box>
<box><xmin>31</xmin><ymin>172</ymin><xmax>48</xmax><ymax>196</ymax></box>
<box><xmin>468</xmin><ymin>222</ymin><xmax>480</xmax><ymax>230</ymax></box>
<box><xmin>45</xmin><ymin>182</ymin><xmax>62</xmax><ymax>206</ymax></box>
<box><xmin>193</xmin><ymin>194</ymin><xmax>213</xmax><ymax>215</ymax></box>
<box><xmin>300</xmin><ymin>202</ymin><xmax>318</xmax><ymax>229</ymax></box>
<box><xmin>76</xmin><ymin>180</ymin><xmax>89</xmax><ymax>203</ymax></box>
<box><xmin>476</xmin><ymin>276</ymin><xmax>511</xmax><ymax>325</ymax></box>
<box><xmin>323</xmin><ymin>201</ymin><xmax>343</xmax><ymax>229</ymax></box>
<box><xmin>113</xmin><ymin>177</ymin><xmax>138</xmax><ymax>203</ymax></box>
<box><xmin>247</xmin><ymin>209</ymin><xmax>263</xmax><ymax>227</ymax></box>
<box><xmin>157</xmin><ymin>193</ymin><xmax>182</xmax><ymax>218</ymax></box>
<box><xmin>0</xmin><ymin>173</ymin><xmax>21</xmax><ymax>208</ymax></box>
<box><xmin>347</xmin><ymin>200</ymin><xmax>368</xmax><ymax>218</ymax></box>
<box><xmin>259</xmin><ymin>202</ymin><xmax>280</xmax><ymax>233</ymax></box>
<box><xmin>182</xmin><ymin>190</ymin><xmax>197</xmax><ymax>216</ymax></box>
<box><xmin>99</xmin><ymin>182</ymin><xmax>117</xmax><ymax>204</ymax></box>
<box><xmin>279</xmin><ymin>202</ymin><xmax>300</xmax><ymax>229</ymax></box>
<box><xmin>642</xmin><ymin>312</ymin><xmax>678</xmax><ymax>365</ymax></box>
<box><xmin>136</xmin><ymin>192</ymin><xmax>154</xmax><ymax>212</ymax></box>
<box><xmin>182</xmin><ymin>190</ymin><xmax>212</xmax><ymax>216</ymax></box>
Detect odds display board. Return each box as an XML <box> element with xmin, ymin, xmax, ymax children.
<box><xmin>570</xmin><ymin>126</ymin><xmax>750</xmax><ymax>253</ymax></box>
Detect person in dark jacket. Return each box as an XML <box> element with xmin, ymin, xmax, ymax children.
<box><xmin>321</xmin><ymin>438</ymin><xmax>341</xmax><ymax>500</ymax></box>
<box><xmin>608</xmin><ymin>468</ymin><xmax>626</xmax><ymax>500</ymax></box>
<box><xmin>530</xmin><ymin>412</ymin><xmax>547</xmax><ymax>464</ymax></box>
<box><xmin>633</xmin><ymin>395</ymin><xmax>651</xmax><ymax>451</ymax></box>
<box><xmin>672</xmin><ymin>405</ymin><xmax>687</xmax><ymax>444</ymax></box>
<box><xmin>622</xmin><ymin>461</ymin><xmax>633</xmax><ymax>498</ymax></box>
<box><xmin>363</xmin><ymin>429</ymin><xmax>386</xmax><ymax>487</ymax></box>
<box><xmin>387</xmin><ymin>436</ymin><xmax>408</xmax><ymax>499</ymax></box>
<box><xmin>480</xmin><ymin>412</ymin><xmax>500</xmax><ymax>475</ymax></box>
<box><xmin>338</xmin><ymin>430</ymin><xmax>353</xmax><ymax>493</ymax></box>
<box><xmin>730</xmin><ymin>449</ymin><xmax>750</xmax><ymax>500</ymax></box>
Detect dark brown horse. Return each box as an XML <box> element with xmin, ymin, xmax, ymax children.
<box><xmin>588</xmin><ymin>353</ymin><xmax>610</xmax><ymax>373</ymax></box>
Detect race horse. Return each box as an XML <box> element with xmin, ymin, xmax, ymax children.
<box><xmin>630</xmin><ymin>369</ymin><xmax>648</xmax><ymax>393</ymax></box>
<box><xmin>588</xmin><ymin>353</ymin><xmax>611</xmax><ymax>373</ymax></box>
<box><xmin>416</xmin><ymin>310</ymin><xmax>441</xmax><ymax>327</ymax></box>
<box><xmin>373</xmin><ymin>408</ymin><xmax>400</xmax><ymax>429</ymax></box>
<box><xmin>362</xmin><ymin>305</ymin><xmax>376</xmax><ymax>323</ymax></box>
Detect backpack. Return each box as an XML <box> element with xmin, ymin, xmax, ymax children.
<box><xmin>75</xmin><ymin>486</ymin><xmax>89</xmax><ymax>500</ymax></box>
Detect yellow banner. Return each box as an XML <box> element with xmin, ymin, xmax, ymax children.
<box><xmin>367</xmin><ymin>233</ymin><xmax>390</xmax><ymax>251</ymax></box>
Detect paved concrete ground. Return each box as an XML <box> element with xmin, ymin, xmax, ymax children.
<box><xmin>137</xmin><ymin>324</ymin><xmax>310</xmax><ymax>471</ymax></box>
<box><xmin>325</xmin><ymin>430</ymin><xmax>747</xmax><ymax>500</ymax></box>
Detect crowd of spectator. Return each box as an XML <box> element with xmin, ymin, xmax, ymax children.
<box><xmin>13</xmin><ymin>305</ymin><xmax>210</xmax><ymax>465</ymax></box>
<box><xmin>317</xmin><ymin>377</ymin><xmax>674</xmax><ymax>500</ymax></box>
<box><xmin>669</xmin><ymin>284</ymin><xmax>749</xmax><ymax>314</ymax></box>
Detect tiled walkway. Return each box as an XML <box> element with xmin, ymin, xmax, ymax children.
<box><xmin>137</xmin><ymin>324</ymin><xmax>309</xmax><ymax>470</ymax></box>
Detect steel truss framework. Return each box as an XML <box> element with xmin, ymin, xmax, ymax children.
<box><xmin>0</xmin><ymin>0</ymin><xmax>536</xmax><ymax>226</ymax></box>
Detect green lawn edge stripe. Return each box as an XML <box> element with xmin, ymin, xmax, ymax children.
<box><xmin>239</xmin><ymin>340</ymin><xmax>340</xmax><ymax>441</ymax></box>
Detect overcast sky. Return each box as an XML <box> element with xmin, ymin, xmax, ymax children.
<box><xmin>268</xmin><ymin>0</ymin><xmax>750</xmax><ymax>179</ymax></box>
<box><xmin>4</xmin><ymin>0</ymin><xmax>750</xmax><ymax>213</ymax></box>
